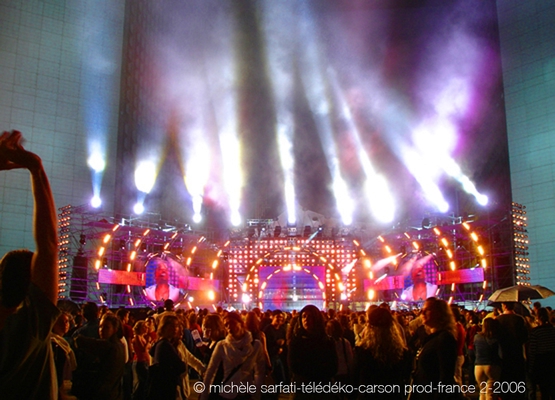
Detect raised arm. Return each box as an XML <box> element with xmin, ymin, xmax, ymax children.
<box><xmin>0</xmin><ymin>131</ymin><xmax>58</xmax><ymax>303</ymax></box>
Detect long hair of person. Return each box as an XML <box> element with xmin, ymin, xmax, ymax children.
<box><xmin>101</xmin><ymin>313</ymin><xmax>123</xmax><ymax>340</ymax></box>
<box><xmin>203</xmin><ymin>313</ymin><xmax>226</xmax><ymax>341</ymax></box>
<box><xmin>157</xmin><ymin>314</ymin><xmax>179</xmax><ymax>340</ymax></box>
<box><xmin>245</xmin><ymin>311</ymin><xmax>261</xmax><ymax>335</ymax></box>
<box><xmin>133</xmin><ymin>320</ymin><xmax>146</xmax><ymax>336</ymax></box>
<box><xmin>358</xmin><ymin>308</ymin><xmax>407</xmax><ymax>365</ymax></box>
<box><xmin>291</xmin><ymin>304</ymin><xmax>326</xmax><ymax>340</ymax></box>
<box><xmin>325</xmin><ymin>319</ymin><xmax>343</xmax><ymax>340</ymax></box>
<box><xmin>424</xmin><ymin>297</ymin><xmax>457</xmax><ymax>338</ymax></box>
<box><xmin>481</xmin><ymin>317</ymin><xmax>501</xmax><ymax>339</ymax></box>
<box><xmin>224</xmin><ymin>311</ymin><xmax>246</xmax><ymax>329</ymax></box>
<box><xmin>537</xmin><ymin>307</ymin><xmax>551</xmax><ymax>325</ymax></box>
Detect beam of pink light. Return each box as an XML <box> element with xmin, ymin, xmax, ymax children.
<box><xmin>370</xmin><ymin>254</ymin><xmax>402</xmax><ymax>273</ymax></box>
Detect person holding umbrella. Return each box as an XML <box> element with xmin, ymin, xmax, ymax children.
<box><xmin>496</xmin><ymin>302</ymin><xmax>528</xmax><ymax>400</ymax></box>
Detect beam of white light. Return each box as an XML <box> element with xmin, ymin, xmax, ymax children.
<box><xmin>260</xmin><ymin>1</ymin><xmax>299</xmax><ymax>227</ymax></box>
<box><xmin>184</xmin><ymin>136</ymin><xmax>210</xmax><ymax>223</ymax></box>
<box><xmin>219</xmin><ymin>121</ymin><xmax>243</xmax><ymax>226</ymax></box>
<box><xmin>341</xmin><ymin>259</ymin><xmax>357</xmax><ymax>276</ymax></box>
<box><xmin>332</xmin><ymin>177</ymin><xmax>354</xmax><ymax>225</ymax></box>
<box><xmin>87</xmin><ymin>147</ymin><xmax>106</xmax><ymax>173</ymax></box>
<box><xmin>442</xmin><ymin>157</ymin><xmax>488</xmax><ymax>206</ymax></box>
<box><xmin>134</xmin><ymin>160</ymin><xmax>158</xmax><ymax>194</ymax></box>
<box><xmin>410</xmin><ymin>28</ymin><xmax>488</xmax><ymax>208</ymax></box>
<box><xmin>374</xmin><ymin>273</ymin><xmax>388</xmax><ymax>284</ymax></box>
<box><xmin>297</xmin><ymin>4</ymin><xmax>353</xmax><ymax>225</ymax></box>
<box><xmin>87</xmin><ymin>140</ymin><xmax>106</xmax><ymax>204</ymax></box>
<box><xmin>412</xmin><ymin>120</ymin><xmax>457</xmax><ymax>163</ymax></box>
<box><xmin>277</xmin><ymin>129</ymin><xmax>297</xmax><ymax>226</ymax></box>
<box><xmin>192</xmin><ymin>212</ymin><xmax>202</xmax><ymax>224</ymax></box>
<box><xmin>328</xmin><ymin>69</ymin><xmax>396</xmax><ymax>224</ymax></box>
<box><xmin>370</xmin><ymin>254</ymin><xmax>402</xmax><ymax>273</ymax></box>
<box><xmin>76</xmin><ymin>1</ymin><xmax>123</xmax><ymax>211</ymax></box>
<box><xmin>401</xmin><ymin>146</ymin><xmax>450</xmax><ymax>213</ymax></box>
<box><xmin>150</xmin><ymin>3</ymin><xmax>239</xmax><ymax>226</ymax></box>
<box><xmin>412</xmin><ymin>119</ymin><xmax>488</xmax><ymax>207</ymax></box>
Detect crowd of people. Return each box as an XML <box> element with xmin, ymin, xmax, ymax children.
<box><xmin>1</xmin><ymin>132</ymin><xmax>555</xmax><ymax>400</ymax></box>
<box><xmin>14</xmin><ymin>296</ymin><xmax>555</xmax><ymax>400</ymax></box>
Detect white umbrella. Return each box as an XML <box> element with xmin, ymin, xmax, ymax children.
<box><xmin>488</xmin><ymin>284</ymin><xmax>555</xmax><ymax>302</ymax></box>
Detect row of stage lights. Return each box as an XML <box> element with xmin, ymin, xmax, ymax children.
<box><xmin>512</xmin><ymin>203</ymin><xmax>530</xmax><ymax>285</ymax></box>
<box><xmin>57</xmin><ymin>205</ymin><xmax>73</xmax><ymax>298</ymax></box>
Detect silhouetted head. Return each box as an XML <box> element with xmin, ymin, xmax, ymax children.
<box><xmin>0</xmin><ymin>249</ymin><xmax>33</xmax><ymax>310</ymax></box>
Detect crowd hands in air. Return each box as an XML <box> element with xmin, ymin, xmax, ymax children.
<box><xmin>1</xmin><ymin>132</ymin><xmax>555</xmax><ymax>400</ymax></box>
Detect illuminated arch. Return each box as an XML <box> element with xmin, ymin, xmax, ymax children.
<box><xmin>364</xmin><ymin>222</ymin><xmax>488</xmax><ymax>303</ymax></box>
<box><xmin>241</xmin><ymin>244</ymin><xmax>348</xmax><ymax>305</ymax></box>
<box><xmin>93</xmin><ymin>226</ymin><xmax>221</xmax><ymax>306</ymax></box>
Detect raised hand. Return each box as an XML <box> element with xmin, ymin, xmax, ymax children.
<box><xmin>0</xmin><ymin>130</ymin><xmax>41</xmax><ymax>171</ymax></box>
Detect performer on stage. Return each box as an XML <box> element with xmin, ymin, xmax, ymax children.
<box><xmin>145</xmin><ymin>258</ymin><xmax>181</xmax><ymax>302</ymax></box>
<box><xmin>401</xmin><ymin>257</ymin><xmax>437</xmax><ymax>301</ymax></box>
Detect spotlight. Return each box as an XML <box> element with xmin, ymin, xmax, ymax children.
<box><xmin>231</xmin><ymin>211</ymin><xmax>241</xmax><ymax>227</ymax></box>
<box><xmin>134</xmin><ymin>160</ymin><xmax>157</xmax><ymax>194</ymax></box>
<box><xmin>90</xmin><ymin>196</ymin><xmax>102</xmax><ymax>208</ymax></box>
<box><xmin>133</xmin><ymin>202</ymin><xmax>145</xmax><ymax>215</ymax></box>
<box><xmin>193</xmin><ymin>213</ymin><xmax>202</xmax><ymax>224</ymax></box>
<box><xmin>477</xmin><ymin>194</ymin><xmax>489</xmax><ymax>206</ymax></box>
<box><xmin>241</xmin><ymin>293</ymin><xmax>251</xmax><ymax>303</ymax></box>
